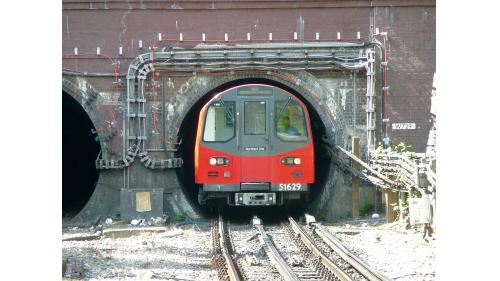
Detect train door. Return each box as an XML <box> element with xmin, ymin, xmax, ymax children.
<box><xmin>238</xmin><ymin>96</ymin><xmax>273</xmax><ymax>183</ymax></box>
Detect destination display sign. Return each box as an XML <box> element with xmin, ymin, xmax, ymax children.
<box><xmin>244</xmin><ymin>147</ymin><xmax>265</xmax><ymax>151</ymax></box>
<box><xmin>238</xmin><ymin>87</ymin><xmax>273</xmax><ymax>95</ymax></box>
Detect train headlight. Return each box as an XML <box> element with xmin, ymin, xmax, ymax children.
<box><xmin>209</xmin><ymin>157</ymin><xmax>229</xmax><ymax>166</ymax></box>
<box><xmin>209</xmin><ymin>158</ymin><xmax>217</xmax><ymax>165</ymax></box>
<box><xmin>281</xmin><ymin>157</ymin><xmax>302</xmax><ymax>165</ymax></box>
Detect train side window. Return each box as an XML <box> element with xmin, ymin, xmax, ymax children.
<box><xmin>244</xmin><ymin>101</ymin><xmax>266</xmax><ymax>135</ymax></box>
<box><xmin>203</xmin><ymin>101</ymin><xmax>235</xmax><ymax>142</ymax></box>
<box><xmin>275</xmin><ymin>100</ymin><xmax>308</xmax><ymax>142</ymax></box>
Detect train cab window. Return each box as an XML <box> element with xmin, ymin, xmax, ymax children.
<box><xmin>275</xmin><ymin>99</ymin><xmax>308</xmax><ymax>142</ymax></box>
<box><xmin>244</xmin><ymin>101</ymin><xmax>266</xmax><ymax>135</ymax></box>
<box><xmin>203</xmin><ymin>101</ymin><xmax>235</xmax><ymax>142</ymax></box>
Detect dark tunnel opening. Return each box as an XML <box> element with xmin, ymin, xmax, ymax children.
<box><xmin>176</xmin><ymin>78</ymin><xmax>332</xmax><ymax>217</ymax></box>
<box><xmin>62</xmin><ymin>92</ymin><xmax>101</xmax><ymax>219</ymax></box>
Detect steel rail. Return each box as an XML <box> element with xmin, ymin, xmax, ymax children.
<box><xmin>253</xmin><ymin>218</ymin><xmax>300</xmax><ymax>281</ymax></box>
<box><xmin>313</xmin><ymin>223</ymin><xmax>390</xmax><ymax>281</ymax></box>
<box><xmin>217</xmin><ymin>215</ymin><xmax>242</xmax><ymax>281</ymax></box>
<box><xmin>287</xmin><ymin>217</ymin><xmax>353</xmax><ymax>281</ymax></box>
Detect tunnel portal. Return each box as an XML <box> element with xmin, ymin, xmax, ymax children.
<box><xmin>176</xmin><ymin>78</ymin><xmax>333</xmax><ymax>214</ymax></box>
<box><xmin>62</xmin><ymin>91</ymin><xmax>101</xmax><ymax>218</ymax></box>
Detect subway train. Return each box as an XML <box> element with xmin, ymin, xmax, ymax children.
<box><xmin>194</xmin><ymin>84</ymin><xmax>314</xmax><ymax>206</ymax></box>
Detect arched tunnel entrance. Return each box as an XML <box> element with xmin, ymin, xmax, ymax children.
<box><xmin>62</xmin><ymin>91</ymin><xmax>101</xmax><ymax>219</ymax></box>
<box><xmin>176</xmin><ymin>78</ymin><xmax>333</xmax><ymax>216</ymax></box>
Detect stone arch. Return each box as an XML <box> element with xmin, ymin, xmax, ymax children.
<box><xmin>62</xmin><ymin>76</ymin><xmax>108</xmax><ymax>220</ymax></box>
<box><xmin>166</xmin><ymin>71</ymin><xmax>348</xmax><ymax>147</ymax></box>
<box><xmin>166</xmin><ymin>71</ymin><xmax>349</xmax><ymax>210</ymax></box>
<box><xmin>62</xmin><ymin>76</ymin><xmax>106</xmax><ymax>149</ymax></box>
<box><xmin>127</xmin><ymin>51</ymin><xmax>353</xmax><ymax>149</ymax></box>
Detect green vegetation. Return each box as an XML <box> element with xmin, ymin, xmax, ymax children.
<box><xmin>174</xmin><ymin>210</ymin><xmax>188</xmax><ymax>221</ymax></box>
<box><xmin>391</xmin><ymin>200</ymin><xmax>409</xmax><ymax>219</ymax></box>
<box><xmin>374</xmin><ymin>141</ymin><xmax>416</xmax><ymax>159</ymax></box>
<box><xmin>343</xmin><ymin>211</ymin><xmax>351</xmax><ymax>220</ymax></box>
<box><xmin>359</xmin><ymin>202</ymin><xmax>375</xmax><ymax>217</ymax></box>
<box><xmin>316</xmin><ymin>213</ymin><xmax>326</xmax><ymax>221</ymax></box>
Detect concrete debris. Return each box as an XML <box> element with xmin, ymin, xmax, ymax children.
<box><xmin>304</xmin><ymin>213</ymin><xmax>316</xmax><ymax>225</ymax></box>
<box><xmin>130</xmin><ymin>219</ymin><xmax>141</xmax><ymax>226</ymax></box>
<box><xmin>361</xmin><ymin>222</ymin><xmax>369</xmax><ymax>227</ymax></box>
<box><xmin>372</xmin><ymin>213</ymin><xmax>380</xmax><ymax>218</ymax></box>
<box><xmin>251</xmin><ymin>216</ymin><xmax>262</xmax><ymax>226</ymax></box>
<box><xmin>89</xmin><ymin>224</ymin><xmax>102</xmax><ymax>232</ymax></box>
<box><xmin>245</xmin><ymin>255</ymin><xmax>260</xmax><ymax>266</ymax></box>
<box><xmin>149</xmin><ymin>216</ymin><xmax>166</xmax><ymax>225</ymax></box>
<box><xmin>345</xmin><ymin>224</ymin><xmax>351</xmax><ymax>228</ymax></box>
<box><xmin>159</xmin><ymin>228</ymin><xmax>183</xmax><ymax>238</ymax></box>
<box><xmin>105</xmin><ymin>218</ymin><xmax>113</xmax><ymax>225</ymax></box>
<box><xmin>137</xmin><ymin>270</ymin><xmax>153</xmax><ymax>281</ymax></box>
<box><xmin>287</xmin><ymin>255</ymin><xmax>303</xmax><ymax>266</ymax></box>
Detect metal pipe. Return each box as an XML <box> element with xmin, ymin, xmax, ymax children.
<box><xmin>368</xmin><ymin>39</ymin><xmax>388</xmax><ymax>140</ymax></box>
<box><xmin>62</xmin><ymin>69</ymin><xmax>126</xmax><ymax>77</ymax></box>
<box><xmin>123</xmin><ymin>118</ymin><xmax>126</xmax><ymax>189</ymax></box>
<box><xmin>161</xmin><ymin>77</ymin><xmax>166</xmax><ymax>149</ymax></box>
<box><xmin>353</xmin><ymin>70</ymin><xmax>357</xmax><ymax>132</ymax></box>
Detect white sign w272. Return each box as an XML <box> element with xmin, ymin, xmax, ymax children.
<box><xmin>392</xmin><ymin>123</ymin><xmax>416</xmax><ymax>130</ymax></box>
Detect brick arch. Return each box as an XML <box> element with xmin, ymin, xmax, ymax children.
<box><xmin>168</xmin><ymin>71</ymin><xmax>347</xmax><ymax>147</ymax></box>
<box><xmin>62</xmin><ymin>77</ymin><xmax>105</xmax><ymax>149</ymax></box>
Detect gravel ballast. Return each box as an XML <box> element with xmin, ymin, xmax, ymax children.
<box><xmin>62</xmin><ymin>217</ymin><xmax>435</xmax><ymax>281</ymax></box>
<box><xmin>62</xmin><ymin>222</ymin><xmax>217</xmax><ymax>280</ymax></box>
<box><xmin>325</xmin><ymin>219</ymin><xmax>435</xmax><ymax>281</ymax></box>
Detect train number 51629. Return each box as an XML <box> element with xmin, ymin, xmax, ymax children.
<box><xmin>278</xmin><ymin>183</ymin><xmax>302</xmax><ymax>191</ymax></box>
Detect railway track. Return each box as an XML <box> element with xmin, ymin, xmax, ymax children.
<box><xmin>212</xmin><ymin>215</ymin><xmax>242</xmax><ymax>281</ymax></box>
<box><xmin>213</xmin><ymin>215</ymin><xmax>388</xmax><ymax>281</ymax></box>
<box><xmin>307</xmin><ymin>220</ymin><xmax>390</xmax><ymax>281</ymax></box>
<box><xmin>254</xmin><ymin>216</ymin><xmax>339</xmax><ymax>280</ymax></box>
<box><xmin>230</xmin><ymin>219</ymin><xmax>284</xmax><ymax>281</ymax></box>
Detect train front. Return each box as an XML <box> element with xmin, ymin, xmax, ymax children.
<box><xmin>195</xmin><ymin>84</ymin><xmax>314</xmax><ymax>206</ymax></box>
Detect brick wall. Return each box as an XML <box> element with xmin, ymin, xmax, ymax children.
<box><xmin>375</xmin><ymin>6</ymin><xmax>436</xmax><ymax>152</ymax></box>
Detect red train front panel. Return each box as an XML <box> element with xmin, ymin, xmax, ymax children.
<box><xmin>195</xmin><ymin>84</ymin><xmax>314</xmax><ymax>206</ymax></box>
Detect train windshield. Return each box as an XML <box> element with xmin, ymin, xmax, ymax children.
<box><xmin>244</xmin><ymin>101</ymin><xmax>266</xmax><ymax>135</ymax></box>
<box><xmin>275</xmin><ymin>99</ymin><xmax>308</xmax><ymax>142</ymax></box>
<box><xmin>203</xmin><ymin>101</ymin><xmax>235</xmax><ymax>142</ymax></box>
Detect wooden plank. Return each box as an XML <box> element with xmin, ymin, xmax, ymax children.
<box><xmin>135</xmin><ymin>192</ymin><xmax>152</xmax><ymax>212</ymax></box>
<box><xmin>336</xmin><ymin>145</ymin><xmax>397</xmax><ymax>186</ymax></box>
<box><xmin>384</xmin><ymin>189</ymin><xmax>397</xmax><ymax>223</ymax></box>
<box><xmin>352</xmin><ymin>137</ymin><xmax>360</xmax><ymax>219</ymax></box>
